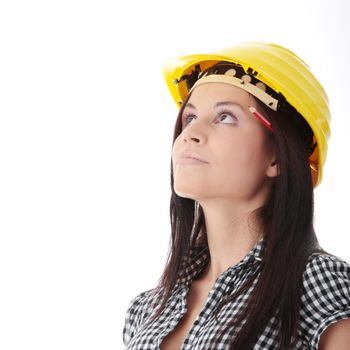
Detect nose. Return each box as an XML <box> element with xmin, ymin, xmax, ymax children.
<box><xmin>181</xmin><ymin>122</ymin><xmax>207</xmax><ymax>144</ymax></box>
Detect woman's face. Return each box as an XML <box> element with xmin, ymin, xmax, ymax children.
<box><xmin>172</xmin><ymin>82</ymin><xmax>278</xmax><ymax>202</ymax></box>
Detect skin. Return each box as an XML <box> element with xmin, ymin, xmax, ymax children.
<box><xmin>318</xmin><ymin>318</ymin><xmax>350</xmax><ymax>349</ymax></box>
<box><xmin>172</xmin><ymin>82</ymin><xmax>278</xmax><ymax>287</ymax></box>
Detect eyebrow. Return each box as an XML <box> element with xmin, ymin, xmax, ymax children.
<box><xmin>185</xmin><ymin>101</ymin><xmax>245</xmax><ymax>111</ymax></box>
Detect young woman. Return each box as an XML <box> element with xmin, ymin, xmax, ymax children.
<box><xmin>122</xmin><ymin>42</ymin><xmax>350</xmax><ymax>349</ymax></box>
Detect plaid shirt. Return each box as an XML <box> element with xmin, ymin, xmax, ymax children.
<box><xmin>123</xmin><ymin>237</ymin><xmax>350</xmax><ymax>349</ymax></box>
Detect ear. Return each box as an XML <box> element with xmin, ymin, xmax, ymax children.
<box><xmin>266</xmin><ymin>158</ymin><xmax>279</xmax><ymax>178</ymax></box>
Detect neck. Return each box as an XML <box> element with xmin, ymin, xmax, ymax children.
<box><xmin>196</xmin><ymin>198</ymin><xmax>264</xmax><ymax>286</ymax></box>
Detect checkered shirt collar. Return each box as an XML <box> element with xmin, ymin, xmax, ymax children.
<box><xmin>177</xmin><ymin>235</ymin><xmax>266</xmax><ymax>287</ymax></box>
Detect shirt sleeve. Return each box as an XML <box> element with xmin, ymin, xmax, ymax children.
<box><xmin>299</xmin><ymin>253</ymin><xmax>350</xmax><ymax>350</ymax></box>
<box><xmin>122</xmin><ymin>289</ymin><xmax>154</xmax><ymax>347</ymax></box>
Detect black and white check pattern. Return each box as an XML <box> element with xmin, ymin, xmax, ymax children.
<box><xmin>123</xmin><ymin>237</ymin><xmax>350</xmax><ymax>349</ymax></box>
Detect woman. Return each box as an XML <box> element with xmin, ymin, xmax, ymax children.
<box><xmin>122</xmin><ymin>42</ymin><xmax>350</xmax><ymax>349</ymax></box>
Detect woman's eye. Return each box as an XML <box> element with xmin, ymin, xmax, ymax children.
<box><xmin>217</xmin><ymin>113</ymin><xmax>237</xmax><ymax>124</ymax></box>
<box><xmin>182</xmin><ymin>114</ymin><xmax>196</xmax><ymax>126</ymax></box>
<box><xmin>182</xmin><ymin>111</ymin><xmax>237</xmax><ymax>127</ymax></box>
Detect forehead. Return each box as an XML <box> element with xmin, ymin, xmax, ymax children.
<box><xmin>186</xmin><ymin>82</ymin><xmax>254</xmax><ymax>109</ymax></box>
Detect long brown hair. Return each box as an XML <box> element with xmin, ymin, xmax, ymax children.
<box><xmin>149</xmin><ymin>89</ymin><xmax>328</xmax><ymax>349</ymax></box>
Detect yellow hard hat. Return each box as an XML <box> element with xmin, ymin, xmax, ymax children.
<box><xmin>163</xmin><ymin>42</ymin><xmax>331</xmax><ymax>188</ymax></box>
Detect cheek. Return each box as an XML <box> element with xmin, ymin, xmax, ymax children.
<box><xmin>217</xmin><ymin>134</ymin><xmax>268</xmax><ymax>180</ymax></box>
<box><xmin>219</xmin><ymin>134</ymin><xmax>255</xmax><ymax>163</ymax></box>
<box><xmin>171</xmin><ymin>137</ymin><xmax>180</xmax><ymax>164</ymax></box>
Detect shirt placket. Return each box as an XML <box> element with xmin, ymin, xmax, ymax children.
<box><xmin>156</xmin><ymin>285</ymin><xmax>189</xmax><ymax>348</ymax></box>
<box><xmin>179</xmin><ymin>264</ymin><xmax>244</xmax><ymax>350</ymax></box>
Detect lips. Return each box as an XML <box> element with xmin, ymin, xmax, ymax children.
<box><xmin>178</xmin><ymin>150</ymin><xmax>209</xmax><ymax>164</ymax></box>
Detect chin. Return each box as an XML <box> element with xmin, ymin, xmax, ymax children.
<box><xmin>174</xmin><ymin>186</ymin><xmax>209</xmax><ymax>201</ymax></box>
<box><xmin>174</xmin><ymin>186</ymin><xmax>199</xmax><ymax>200</ymax></box>
<box><xmin>174</xmin><ymin>190</ymin><xmax>196</xmax><ymax>199</ymax></box>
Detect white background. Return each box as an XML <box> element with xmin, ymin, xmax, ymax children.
<box><xmin>0</xmin><ymin>0</ymin><xmax>349</xmax><ymax>349</ymax></box>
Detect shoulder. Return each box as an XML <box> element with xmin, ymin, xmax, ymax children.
<box><xmin>299</xmin><ymin>253</ymin><xmax>350</xmax><ymax>349</ymax></box>
<box><xmin>126</xmin><ymin>288</ymin><xmax>157</xmax><ymax>312</ymax></box>
<box><xmin>122</xmin><ymin>288</ymin><xmax>159</xmax><ymax>346</ymax></box>
<box><xmin>302</xmin><ymin>253</ymin><xmax>350</xmax><ymax>302</ymax></box>
<box><xmin>303</xmin><ymin>251</ymin><xmax>350</xmax><ymax>280</ymax></box>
